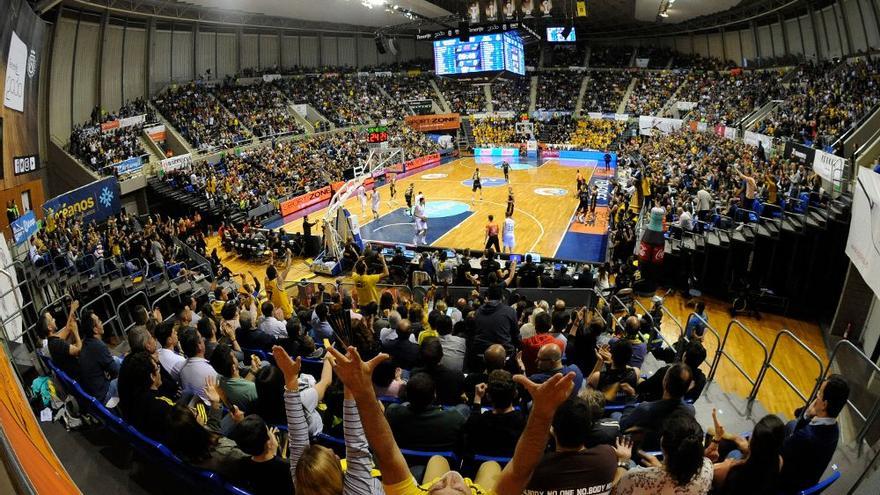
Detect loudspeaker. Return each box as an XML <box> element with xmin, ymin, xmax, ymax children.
<box><xmin>375</xmin><ymin>35</ymin><xmax>386</xmax><ymax>54</ymax></box>
<box><xmin>387</xmin><ymin>38</ymin><xmax>398</xmax><ymax>56</ymax></box>
<box><xmin>458</xmin><ymin>20</ymin><xmax>469</xmax><ymax>42</ymax></box>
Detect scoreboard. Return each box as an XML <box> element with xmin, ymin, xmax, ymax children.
<box><xmin>433</xmin><ymin>32</ymin><xmax>525</xmax><ymax>77</ymax></box>
<box><xmin>367</xmin><ymin>125</ymin><xmax>388</xmax><ymax>143</ymax></box>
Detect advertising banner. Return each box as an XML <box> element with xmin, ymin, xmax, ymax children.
<box><xmin>145</xmin><ymin>124</ymin><xmax>166</xmax><ymax>142</ymax></box>
<box><xmin>474</xmin><ymin>147</ymin><xmax>519</xmax><ymax>156</ymax></box>
<box><xmin>846</xmin><ymin>167</ymin><xmax>880</xmax><ymax>298</ymax></box>
<box><xmin>782</xmin><ymin>140</ymin><xmax>815</xmax><ymax>164</ymax></box>
<box><xmin>161</xmin><ymin>153</ymin><xmax>192</xmax><ymax>173</ymax></box>
<box><xmin>743</xmin><ymin>131</ymin><xmax>774</xmax><ymax>151</ymax></box>
<box><xmin>639</xmin><ymin>116</ymin><xmax>683</xmax><ymax>136</ymax></box>
<box><xmin>262</xmin><ymin>74</ymin><xmax>282</xmax><ymax>82</ymax></box>
<box><xmin>280</xmin><ymin>186</ymin><xmax>333</xmax><ymax>217</ymax></box>
<box><xmin>408</xmin><ymin>99</ymin><xmax>434</xmax><ymax>115</ymax></box>
<box><xmin>812</xmin><ymin>149</ymin><xmax>846</xmax><ymax>183</ymax></box>
<box><xmin>404</xmin><ymin>113</ymin><xmax>461</xmax><ymax>131</ymax></box>
<box><xmin>100</xmin><ymin>114</ymin><xmax>145</xmax><ymax>133</ymax></box>
<box><xmin>404</xmin><ymin>153</ymin><xmax>441</xmax><ymax>172</ymax></box>
<box><xmin>635</xmin><ymin>58</ymin><xmax>650</xmax><ymax>68</ymax></box>
<box><xmin>43</xmin><ymin>176</ymin><xmax>120</xmax><ymax>227</ymax></box>
<box><xmin>10</xmin><ymin>209</ymin><xmax>37</xmax><ymax>245</ymax></box>
<box><xmin>114</xmin><ymin>156</ymin><xmax>143</xmax><ymax>175</ymax></box>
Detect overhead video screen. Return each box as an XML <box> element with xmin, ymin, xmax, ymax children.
<box><xmin>547</xmin><ymin>27</ymin><xmax>576</xmax><ymax>42</ymax></box>
<box><xmin>433</xmin><ymin>31</ymin><xmax>525</xmax><ymax>77</ymax></box>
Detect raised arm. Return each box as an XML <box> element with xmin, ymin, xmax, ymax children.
<box><xmin>494</xmin><ymin>372</ymin><xmax>576</xmax><ymax>495</ymax></box>
<box><xmin>326</xmin><ymin>346</ymin><xmax>412</xmax><ymax>486</ymax></box>
<box><xmin>272</xmin><ymin>347</ymin><xmax>310</xmax><ymax>480</ymax></box>
<box><xmin>341</xmin><ymin>387</ymin><xmax>382</xmax><ymax>494</ymax></box>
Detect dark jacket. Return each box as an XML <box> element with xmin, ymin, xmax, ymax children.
<box><xmin>779</xmin><ymin>416</ymin><xmax>839</xmax><ymax>493</ymax></box>
<box><xmin>382</xmin><ymin>336</ymin><xmax>420</xmax><ymax>370</ymax></box>
<box><xmin>472</xmin><ymin>301</ymin><xmax>519</xmax><ymax>354</ymax></box>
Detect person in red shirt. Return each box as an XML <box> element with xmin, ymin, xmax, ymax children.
<box><xmin>520</xmin><ymin>312</ymin><xmax>566</xmax><ymax>375</ymax></box>
<box><xmin>485</xmin><ymin>215</ymin><xmax>501</xmax><ymax>252</ymax></box>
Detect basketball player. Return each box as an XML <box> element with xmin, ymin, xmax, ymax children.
<box><xmin>577</xmin><ymin>185</ymin><xmax>590</xmax><ymax>224</ymax></box>
<box><xmin>576</xmin><ymin>169</ymin><xmax>585</xmax><ymax>196</ymax></box>
<box><xmin>589</xmin><ymin>183</ymin><xmax>599</xmax><ymax>222</ymax></box>
<box><xmin>389</xmin><ymin>173</ymin><xmax>397</xmax><ymax>205</ymax></box>
<box><xmin>371</xmin><ymin>189</ymin><xmax>380</xmax><ymax>221</ymax></box>
<box><xmin>472</xmin><ymin>167</ymin><xmax>483</xmax><ymax>203</ymax></box>
<box><xmin>413</xmin><ymin>196</ymin><xmax>428</xmax><ymax>245</ymax></box>
<box><xmin>506</xmin><ymin>187</ymin><xmax>515</xmax><ymax>217</ymax></box>
<box><xmin>502</xmin><ymin>213</ymin><xmax>516</xmax><ymax>254</ymax></box>
<box><xmin>485</xmin><ymin>215</ymin><xmax>500</xmax><ymax>252</ymax></box>
<box><xmin>404</xmin><ymin>183</ymin><xmax>414</xmax><ymax>215</ymax></box>
<box><xmin>604</xmin><ymin>153</ymin><xmax>612</xmax><ymax>172</ymax></box>
<box><xmin>357</xmin><ymin>184</ymin><xmax>367</xmax><ymax>216</ymax></box>
<box><xmin>501</xmin><ymin>160</ymin><xmax>510</xmax><ymax>182</ymax></box>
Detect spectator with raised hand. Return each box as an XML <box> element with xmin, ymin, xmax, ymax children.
<box><xmin>229</xmin><ymin>415</ymin><xmax>293</xmax><ymax>495</ymax></box>
<box><xmin>271</xmin><ymin>345</ymin><xmax>384</xmax><ymax>494</ymax></box>
<box><xmin>706</xmin><ymin>409</ymin><xmax>785</xmax><ymax>495</ymax></box>
<box><xmin>40</xmin><ymin>299</ymin><xmax>82</xmax><ymax>378</ymax></box>
<box><xmin>326</xmin><ymin>344</ymin><xmax>577</xmax><ymax>495</ymax></box>
<box><xmin>463</xmin><ymin>370</ymin><xmax>525</xmax><ymax>458</ymax></box>
<box><xmin>613</xmin><ymin>412</ymin><xmax>713</xmax><ymax>495</ymax></box>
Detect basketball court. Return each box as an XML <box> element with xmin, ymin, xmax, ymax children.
<box><xmin>267</xmin><ymin>154</ymin><xmax>615</xmax><ymax>262</ymax></box>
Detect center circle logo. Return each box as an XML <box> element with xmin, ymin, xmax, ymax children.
<box><xmin>534</xmin><ymin>187</ymin><xmax>568</xmax><ymax>196</ymax></box>
<box><xmin>424</xmin><ymin>200</ymin><xmax>470</xmax><ymax>218</ymax></box>
<box><xmin>423</xmin><ymin>173</ymin><xmax>447</xmax><ymax>180</ymax></box>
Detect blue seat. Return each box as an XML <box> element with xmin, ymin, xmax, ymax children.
<box><xmin>473</xmin><ymin>454</ymin><xmax>511</xmax><ymax>466</ymax></box>
<box><xmin>799</xmin><ymin>464</ymin><xmax>840</xmax><ymax>495</ymax></box>
<box><xmin>315</xmin><ymin>432</ymin><xmax>347</xmax><ymax>457</ymax></box>
<box><xmin>399</xmin><ymin>448</ymin><xmax>460</xmax><ymax>469</ymax></box>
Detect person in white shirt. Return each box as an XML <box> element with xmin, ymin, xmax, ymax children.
<box><xmin>371</xmin><ymin>189</ymin><xmax>380</xmax><ymax>221</ymax></box>
<box><xmin>678</xmin><ymin>206</ymin><xmax>694</xmax><ymax>231</ymax></box>
<box><xmin>696</xmin><ymin>186</ymin><xmax>712</xmax><ymax>221</ymax></box>
<box><xmin>155</xmin><ymin>322</ymin><xmax>186</xmax><ymax>381</ymax></box>
<box><xmin>502</xmin><ymin>213</ymin><xmax>516</xmax><ymax>254</ymax></box>
<box><xmin>379</xmin><ymin>312</ymin><xmax>416</xmax><ymax>344</ymax></box>
<box><xmin>357</xmin><ymin>184</ymin><xmax>367</xmax><ymax>216</ymax></box>
<box><xmin>258</xmin><ymin>301</ymin><xmax>288</xmax><ymax>339</ymax></box>
<box><xmin>413</xmin><ymin>196</ymin><xmax>428</xmax><ymax>246</ymax></box>
<box><xmin>177</xmin><ymin>327</ymin><xmax>218</xmax><ymax>402</ymax></box>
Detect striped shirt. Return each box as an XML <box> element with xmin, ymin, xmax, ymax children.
<box><xmin>285</xmin><ymin>391</ymin><xmax>384</xmax><ymax>494</ymax></box>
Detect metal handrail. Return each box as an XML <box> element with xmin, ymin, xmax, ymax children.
<box><xmin>684</xmin><ymin>312</ymin><xmax>722</xmax><ymax>361</ymax></box>
<box><xmin>587</xmin><ymin>288</ymin><xmax>616</xmax><ymax>332</ymax></box>
<box><xmin>750</xmin><ymin>329</ymin><xmax>824</xmax><ymax>405</ymax></box>
<box><xmin>707</xmin><ymin>320</ymin><xmax>768</xmax><ymax>399</ymax></box>
<box><xmin>79</xmin><ymin>292</ymin><xmax>123</xmax><ymax>339</ymax></box>
<box><xmin>116</xmin><ymin>291</ymin><xmax>151</xmax><ymax>336</ymax></box>
<box><xmin>659</xmin><ymin>305</ymin><xmax>685</xmax><ymax>341</ymax></box>
<box><xmin>151</xmin><ymin>289</ymin><xmax>180</xmax><ymax>323</ymax></box>
<box><xmin>810</xmin><ymin>339</ymin><xmax>880</xmax><ymax>453</ymax></box>
<box><xmin>632</xmin><ymin>299</ymin><xmax>674</xmax><ymax>350</ymax></box>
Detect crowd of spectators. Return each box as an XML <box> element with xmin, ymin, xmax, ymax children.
<box><xmin>590</xmin><ymin>45</ymin><xmax>635</xmax><ymax>68</ymax></box>
<box><xmin>676</xmin><ymin>70</ymin><xmax>786</xmax><ymax>126</ymax></box>
<box><xmin>163</xmin><ymin>124</ymin><xmax>439</xmax><ymax>213</ymax></box>
<box><xmin>670</xmin><ymin>53</ymin><xmax>734</xmax><ymax>71</ymax></box>
<box><xmin>37</xmin><ymin>224</ymin><xmax>852</xmax><ymax>495</ymax></box>
<box><xmin>568</xmin><ymin>119</ymin><xmax>627</xmax><ymax>150</ymax></box>
<box><xmin>635</xmin><ymin>46</ymin><xmax>675</xmax><ymax>69</ymax></box>
<box><xmin>213</xmin><ymin>80</ymin><xmax>305</xmax><ymax>138</ymax></box>
<box><xmin>438</xmin><ymin>78</ymin><xmax>488</xmax><ymax>114</ymax></box>
<box><xmin>626</xmin><ymin>72</ymin><xmax>679</xmax><ymax>116</ymax></box>
<box><xmin>376</xmin><ymin>74</ymin><xmax>439</xmax><ymax>112</ymax></box>
<box><xmin>67</xmin><ymin>99</ymin><xmax>155</xmax><ymax>176</ymax></box>
<box><xmin>472</xmin><ymin>117</ymin><xmax>534</xmax><ymax>146</ymax></box>
<box><xmin>153</xmin><ymin>83</ymin><xmax>252</xmax><ymax>151</ymax></box>
<box><xmin>754</xmin><ymin>59</ymin><xmax>880</xmax><ymax>148</ymax></box>
<box><xmin>491</xmin><ymin>78</ymin><xmax>532</xmax><ymax>114</ymax></box>
<box><xmin>536</xmin><ymin>70</ymin><xmax>583</xmax><ymax>112</ymax></box>
<box><xmin>277</xmin><ymin>75</ymin><xmax>408</xmax><ymax>126</ymax></box>
<box><xmin>583</xmin><ymin>71</ymin><xmax>633</xmax><ymax>114</ymax></box>
<box><xmin>548</xmin><ymin>45</ymin><xmax>586</xmax><ymax>67</ymax></box>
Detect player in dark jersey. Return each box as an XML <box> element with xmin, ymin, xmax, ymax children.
<box><xmin>388</xmin><ymin>173</ymin><xmax>397</xmax><ymax>205</ymax></box>
<box><xmin>577</xmin><ymin>186</ymin><xmax>590</xmax><ymax>224</ymax></box>
<box><xmin>501</xmin><ymin>160</ymin><xmax>510</xmax><ymax>182</ymax></box>
<box><xmin>471</xmin><ymin>167</ymin><xmax>483</xmax><ymax>203</ymax></box>
<box><xmin>404</xmin><ymin>183</ymin><xmax>414</xmax><ymax>215</ymax></box>
<box><xmin>506</xmin><ymin>187</ymin><xmax>515</xmax><ymax>217</ymax></box>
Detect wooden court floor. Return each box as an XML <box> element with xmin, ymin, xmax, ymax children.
<box><xmin>210</xmin><ymin>156</ymin><xmax>829</xmax><ymax>420</ymax></box>
<box><xmin>279</xmin><ymin>157</ymin><xmax>592</xmax><ymax>257</ymax></box>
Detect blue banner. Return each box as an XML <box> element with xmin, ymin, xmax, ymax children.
<box><xmin>43</xmin><ymin>177</ymin><xmax>121</xmax><ymax>226</ymax></box>
<box><xmin>114</xmin><ymin>156</ymin><xmax>143</xmax><ymax>175</ymax></box>
<box><xmin>10</xmin><ymin>210</ymin><xmax>38</xmax><ymax>245</ymax></box>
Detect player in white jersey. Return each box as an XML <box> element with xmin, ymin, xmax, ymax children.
<box><xmin>371</xmin><ymin>189</ymin><xmax>380</xmax><ymax>221</ymax></box>
<box><xmin>413</xmin><ymin>196</ymin><xmax>428</xmax><ymax>246</ymax></box>
<box><xmin>502</xmin><ymin>213</ymin><xmax>516</xmax><ymax>253</ymax></box>
<box><xmin>357</xmin><ymin>184</ymin><xmax>367</xmax><ymax>216</ymax></box>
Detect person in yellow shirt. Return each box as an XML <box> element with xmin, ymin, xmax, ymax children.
<box><xmin>265</xmin><ymin>248</ymin><xmax>294</xmax><ymax>320</ymax></box>
<box><xmin>325</xmin><ymin>345</ymin><xmax>577</xmax><ymax>495</ymax></box>
<box><xmin>351</xmin><ymin>254</ymin><xmax>389</xmax><ymax>307</ymax></box>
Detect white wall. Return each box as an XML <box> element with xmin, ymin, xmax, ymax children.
<box><xmin>259</xmin><ymin>34</ymin><xmax>279</xmax><ymax>69</ymax></box>
<box><xmin>217</xmin><ymin>32</ymin><xmax>237</xmax><ymax>78</ymax></box>
<box><xmin>196</xmin><ymin>31</ymin><xmax>216</xmax><ymax>78</ymax></box>
<box><xmin>123</xmin><ymin>27</ymin><xmax>147</xmax><ymax>102</ymax></box>
<box><xmin>101</xmin><ymin>24</ymin><xmax>124</xmax><ymax>112</ymax></box>
<box><xmin>322</xmin><ymin>36</ymin><xmax>338</xmax><ymax>67</ymax></box>
<box><xmin>300</xmin><ymin>36</ymin><xmax>319</xmax><ymax>67</ymax></box>
<box><xmin>72</xmin><ymin>21</ymin><xmax>100</xmax><ymax>127</ymax></box>
<box><xmin>49</xmin><ymin>17</ymin><xmax>76</xmax><ymax>140</ymax></box>
<box><xmin>757</xmin><ymin>25</ymin><xmax>773</xmax><ymax>58</ymax></box>
<box><xmin>171</xmin><ymin>30</ymin><xmax>193</xmax><ymax>82</ymax></box>
<box><xmin>338</xmin><ymin>37</ymin><xmax>356</xmax><ymax>67</ymax></box>
<box><xmin>241</xmin><ymin>33</ymin><xmax>259</xmax><ymax>70</ymax></box>
<box><xmin>282</xmin><ymin>35</ymin><xmax>300</xmax><ymax>68</ymax></box>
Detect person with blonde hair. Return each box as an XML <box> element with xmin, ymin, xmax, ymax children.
<box><xmin>274</xmin><ymin>346</ymin><xmax>384</xmax><ymax>495</ymax></box>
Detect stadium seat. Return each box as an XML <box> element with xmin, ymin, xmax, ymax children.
<box><xmin>799</xmin><ymin>464</ymin><xmax>840</xmax><ymax>495</ymax></box>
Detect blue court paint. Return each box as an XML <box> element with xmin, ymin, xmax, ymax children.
<box><xmin>557</xmin><ymin>158</ymin><xmax>599</xmax><ymax>168</ymax></box>
<box><xmin>461</xmin><ymin>177</ymin><xmax>508</xmax><ymax>188</ymax></box>
<box><xmin>359</xmin><ymin>206</ymin><xmax>473</xmax><ymax>245</ymax></box>
<box><xmin>424</xmin><ymin>200</ymin><xmax>470</xmax><ymax>218</ymax></box>
<box><xmin>555</xmin><ymin>231</ymin><xmax>609</xmax><ymax>263</ymax></box>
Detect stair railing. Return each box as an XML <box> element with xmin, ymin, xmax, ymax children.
<box><xmin>707</xmin><ymin>320</ymin><xmax>768</xmax><ymax>410</ymax></box>
<box><xmin>749</xmin><ymin>329</ymin><xmax>824</xmax><ymax>407</ymax></box>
